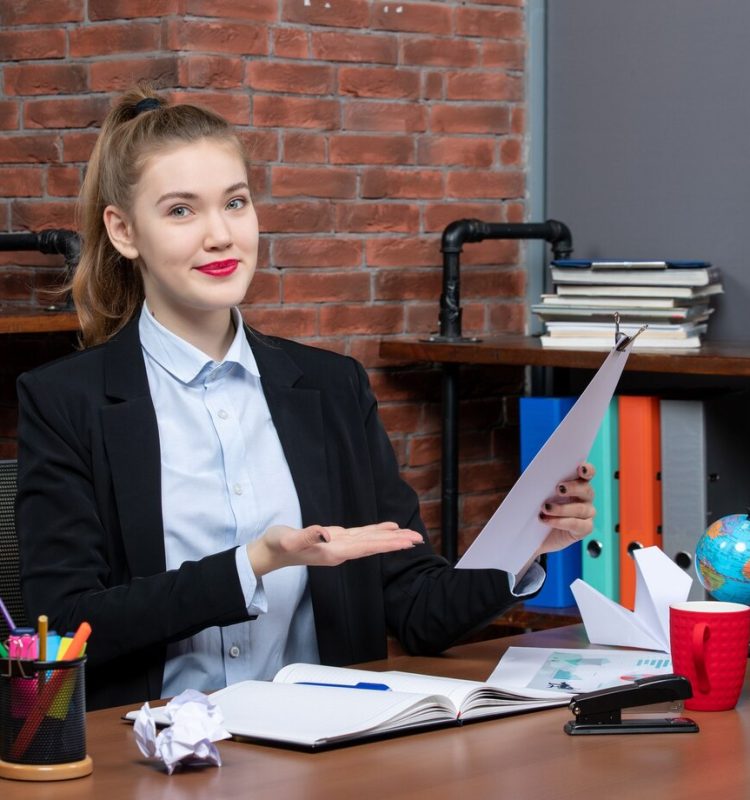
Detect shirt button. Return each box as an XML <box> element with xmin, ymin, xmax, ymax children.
<box><xmin>228</xmin><ymin>645</ymin><xmax>241</xmax><ymax>658</ymax></box>
<box><xmin>233</xmin><ymin>483</ymin><xmax>243</xmax><ymax>495</ymax></box>
<box><xmin>217</xmin><ymin>409</ymin><xmax>229</xmax><ymax>420</ymax></box>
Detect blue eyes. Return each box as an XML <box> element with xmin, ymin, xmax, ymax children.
<box><xmin>168</xmin><ymin>198</ymin><xmax>247</xmax><ymax>217</ymax></box>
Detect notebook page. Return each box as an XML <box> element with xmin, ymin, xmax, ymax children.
<box><xmin>275</xmin><ymin>663</ymin><xmax>476</xmax><ymax>710</ymax></box>
<box><xmin>211</xmin><ymin>680</ymin><xmax>454</xmax><ymax>746</ymax></box>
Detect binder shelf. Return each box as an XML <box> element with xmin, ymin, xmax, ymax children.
<box><xmin>0</xmin><ymin>306</ymin><xmax>78</xmax><ymax>335</ymax></box>
<box><xmin>379</xmin><ymin>335</ymin><xmax>750</xmax><ymax>564</ymax></box>
<box><xmin>379</xmin><ymin>335</ymin><xmax>750</xmax><ymax>377</ymax></box>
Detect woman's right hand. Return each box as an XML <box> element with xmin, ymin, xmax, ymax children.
<box><xmin>246</xmin><ymin>522</ymin><xmax>424</xmax><ymax>577</ymax></box>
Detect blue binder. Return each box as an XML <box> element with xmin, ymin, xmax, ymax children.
<box><xmin>581</xmin><ymin>399</ymin><xmax>619</xmax><ymax>601</ymax></box>
<box><xmin>519</xmin><ymin>397</ymin><xmax>580</xmax><ymax>608</ymax></box>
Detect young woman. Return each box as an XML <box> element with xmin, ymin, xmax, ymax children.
<box><xmin>15</xmin><ymin>87</ymin><xmax>595</xmax><ymax>710</ymax></box>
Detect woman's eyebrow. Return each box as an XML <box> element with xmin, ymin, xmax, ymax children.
<box><xmin>155</xmin><ymin>190</ymin><xmax>198</xmax><ymax>205</ymax></box>
<box><xmin>155</xmin><ymin>182</ymin><xmax>250</xmax><ymax>205</ymax></box>
<box><xmin>224</xmin><ymin>181</ymin><xmax>250</xmax><ymax>194</ymax></box>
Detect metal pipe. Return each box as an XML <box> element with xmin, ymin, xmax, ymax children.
<box><xmin>438</xmin><ymin>218</ymin><xmax>573</xmax><ymax>342</ymax></box>
<box><xmin>435</xmin><ymin>218</ymin><xmax>573</xmax><ymax>562</ymax></box>
<box><xmin>441</xmin><ymin>363</ymin><xmax>459</xmax><ymax>564</ymax></box>
<box><xmin>0</xmin><ymin>229</ymin><xmax>81</xmax><ymax>309</ymax></box>
<box><xmin>0</xmin><ymin>229</ymin><xmax>80</xmax><ymax>264</ymax></box>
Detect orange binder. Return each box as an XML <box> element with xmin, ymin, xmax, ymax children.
<box><xmin>618</xmin><ymin>396</ymin><xmax>662</xmax><ymax>609</ymax></box>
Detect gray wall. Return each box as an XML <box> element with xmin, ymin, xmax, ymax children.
<box><xmin>546</xmin><ymin>0</ymin><xmax>750</xmax><ymax>341</ymax></box>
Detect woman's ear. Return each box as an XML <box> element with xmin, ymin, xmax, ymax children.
<box><xmin>103</xmin><ymin>205</ymin><xmax>139</xmax><ymax>260</ymax></box>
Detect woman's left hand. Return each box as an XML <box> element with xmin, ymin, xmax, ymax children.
<box><xmin>536</xmin><ymin>463</ymin><xmax>596</xmax><ymax>556</ymax></box>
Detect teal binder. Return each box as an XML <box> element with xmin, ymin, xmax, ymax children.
<box><xmin>519</xmin><ymin>397</ymin><xmax>580</xmax><ymax>608</ymax></box>
<box><xmin>581</xmin><ymin>398</ymin><xmax>619</xmax><ymax>601</ymax></box>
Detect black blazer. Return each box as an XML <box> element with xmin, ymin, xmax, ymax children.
<box><xmin>16</xmin><ymin>318</ymin><xmax>520</xmax><ymax>710</ymax></box>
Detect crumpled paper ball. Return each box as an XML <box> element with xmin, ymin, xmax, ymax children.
<box><xmin>133</xmin><ymin>688</ymin><xmax>231</xmax><ymax>774</ymax></box>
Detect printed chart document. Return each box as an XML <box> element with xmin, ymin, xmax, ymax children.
<box><xmin>457</xmin><ymin>338</ymin><xmax>634</xmax><ymax>575</ymax></box>
<box><xmin>488</xmin><ymin>647</ymin><xmax>675</xmax><ymax>696</ymax></box>
<box><xmin>126</xmin><ymin>663</ymin><xmax>569</xmax><ymax>750</ymax></box>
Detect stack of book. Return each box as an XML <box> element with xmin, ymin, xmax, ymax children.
<box><xmin>532</xmin><ymin>259</ymin><xmax>723</xmax><ymax>349</ymax></box>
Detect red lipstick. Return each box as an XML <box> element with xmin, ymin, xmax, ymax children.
<box><xmin>195</xmin><ymin>259</ymin><xmax>238</xmax><ymax>277</ymax></box>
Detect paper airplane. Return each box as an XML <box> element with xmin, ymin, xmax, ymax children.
<box><xmin>571</xmin><ymin>546</ymin><xmax>692</xmax><ymax>652</ymax></box>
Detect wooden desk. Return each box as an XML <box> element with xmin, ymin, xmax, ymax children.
<box><xmin>3</xmin><ymin>625</ymin><xmax>747</xmax><ymax>800</ymax></box>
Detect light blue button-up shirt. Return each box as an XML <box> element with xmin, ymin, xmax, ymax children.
<box><xmin>139</xmin><ymin>304</ymin><xmax>319</xmax><ymax>697</ymax></box>
<box><xmin>139</xmin><ymin>304</ymin><xmax>543</xmax><ymax>697</ymax></box>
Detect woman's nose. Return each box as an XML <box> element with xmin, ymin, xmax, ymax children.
<box><xmin>204</xmin><ymin>211</ymin><xmax>232</xmax><ymax>250</ymax></box>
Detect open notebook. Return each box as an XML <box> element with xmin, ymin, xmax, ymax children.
<box><xmin>125</xmin><ymin>663</ymin><xmax>568</xmax><ymax>750</ymax></box>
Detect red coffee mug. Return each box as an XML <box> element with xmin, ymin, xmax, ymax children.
<box><xmin>669</xmin><ymin>601</ymin><xmax>750</xmax><ymax>711</ymax></box>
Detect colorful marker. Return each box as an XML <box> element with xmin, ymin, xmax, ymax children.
<box><xmin>8</xmin><ymin>628</ymin><xmax>38</xmax><ymax>659</ymax></box>
<box><xmin>10</xmin><ymin>621</ymin><xmax>92</xmax><ymax>761</ymax></box>
<box><xmin>45</xmin><ymin>631</ymin><xmax>61</xmax><ymax>663</ymax></box>
<box><xmin>55</xmin><ymin>635</ymin><xmax>74</xmax><ymax>661</ymax></box>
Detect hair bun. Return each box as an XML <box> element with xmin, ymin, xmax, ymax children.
<box><xmin>133</xmin><ymin>97</ymin><xmax>162</xmax><ymax>116</ymax></box>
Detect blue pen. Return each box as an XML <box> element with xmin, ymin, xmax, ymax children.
<box><xmin>296</xmin><ymin>681</ymin><xmax>391</xmax><ymax>691</ymax></box>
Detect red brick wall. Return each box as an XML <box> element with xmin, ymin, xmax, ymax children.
<box><xmin>0</xmin><ymin>0</ymin><xmax>528</xmax><ymax>552</ymax></box>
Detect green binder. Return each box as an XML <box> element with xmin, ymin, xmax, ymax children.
<box><xmin>581</xmin><ymin>398</ymin><xmax>619</xmax><ymax>601</ymax></box>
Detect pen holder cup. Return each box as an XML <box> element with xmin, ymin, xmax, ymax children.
<box><xmin>0</xmin><ymin>657</ymin><xmax>93</xmax><ymax>781</ymax></box>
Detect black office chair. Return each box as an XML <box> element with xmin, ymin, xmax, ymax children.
<box><xmin>0</xmin><ymin>459</ymin><xmax>27</xmax><ymax>641</ymax></box>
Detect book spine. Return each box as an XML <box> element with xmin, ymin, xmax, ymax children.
<box><xmin>518</xmin><ymin>397</ymin><xmax>581</xmax><ymax>608</ymax></box>
<box><xmin>540</xmin><ymin>336</ymin><xmax>702</xmax><ymax>349</ymax></box>
<box><xmin>550</xmin><ymin>267</ymin><xmax>717</xmax><ymax>287</ymax></box>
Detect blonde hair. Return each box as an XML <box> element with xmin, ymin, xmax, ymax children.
<box><xmin>72</xmin><ymin>83</ymin><xmax>247</xmax><ymax>347</ymax></box>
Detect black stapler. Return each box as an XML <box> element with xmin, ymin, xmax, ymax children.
<box><xmin>564</xmin><ymin>674</ymin><xmax>699</xmax><ymax>735</ymax></box>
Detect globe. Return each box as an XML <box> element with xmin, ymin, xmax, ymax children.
<box><xmin>695</xmin><ymin>514</ymin><xmax>750</xmax><ymax>603</ymax></box>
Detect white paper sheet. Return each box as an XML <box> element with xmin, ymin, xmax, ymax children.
<box><xmin>570</xmin><ymin>546</ymin><xmax>693</xmax><ymax>652</ymax></box>
<box><xmin>456</xmin><ymin>338</ymin><xmax>633</xmax><ymax>574</ymax></box>
<box><xmin>133</xmin><ymin>689</ymin><xmax>230</xmax><ymax>774</ymax></box>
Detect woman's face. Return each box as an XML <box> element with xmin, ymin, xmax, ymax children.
<box><xmin>105</xmin><ymin>137</ymin><xmax>259</xmax><ymax>334</ymax></box>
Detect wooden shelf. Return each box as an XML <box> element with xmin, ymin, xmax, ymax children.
<box><xmin>491</xmin><ymin>603</ymin><xmax>580</xmax><ymax>632</ymax></box>
<box><xmin>0</xmin><ymin>306</ymin><xmax>78</xmax><ymax>334</ymax></box>
<box><xmin>380</xmin><ymin>333</ymin><xmax>750</xmax><ymax>569</ymax></box>
<box><xmin>380</xmin><ymin>334</ymin><xmax>750</xmax><ymax>377</ymax></box>
<box><xmin>456</xmin><ymin>604</ymin><xmax>581</xmax><ymax>646</ymax></box>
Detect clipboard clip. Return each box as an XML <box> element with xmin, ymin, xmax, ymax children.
<box><xmin>614</xmin><ymin>311</ymin><xmax>649</xmax><ymax>351</ymax></box>
<box><xmin>564</xmin><ymin>674</ymin><xmax>699</xmax><ymax>735</ymax></box>
<box><xmin>0</xmin><ymin>657</ymin><xmax>35</xmax><ymax>680</ymax></box>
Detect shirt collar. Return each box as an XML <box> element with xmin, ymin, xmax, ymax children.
<box><xmin>139</xmin><ymin>303</ymin><xmax>260</xmax><ymax>385</ymax></box>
